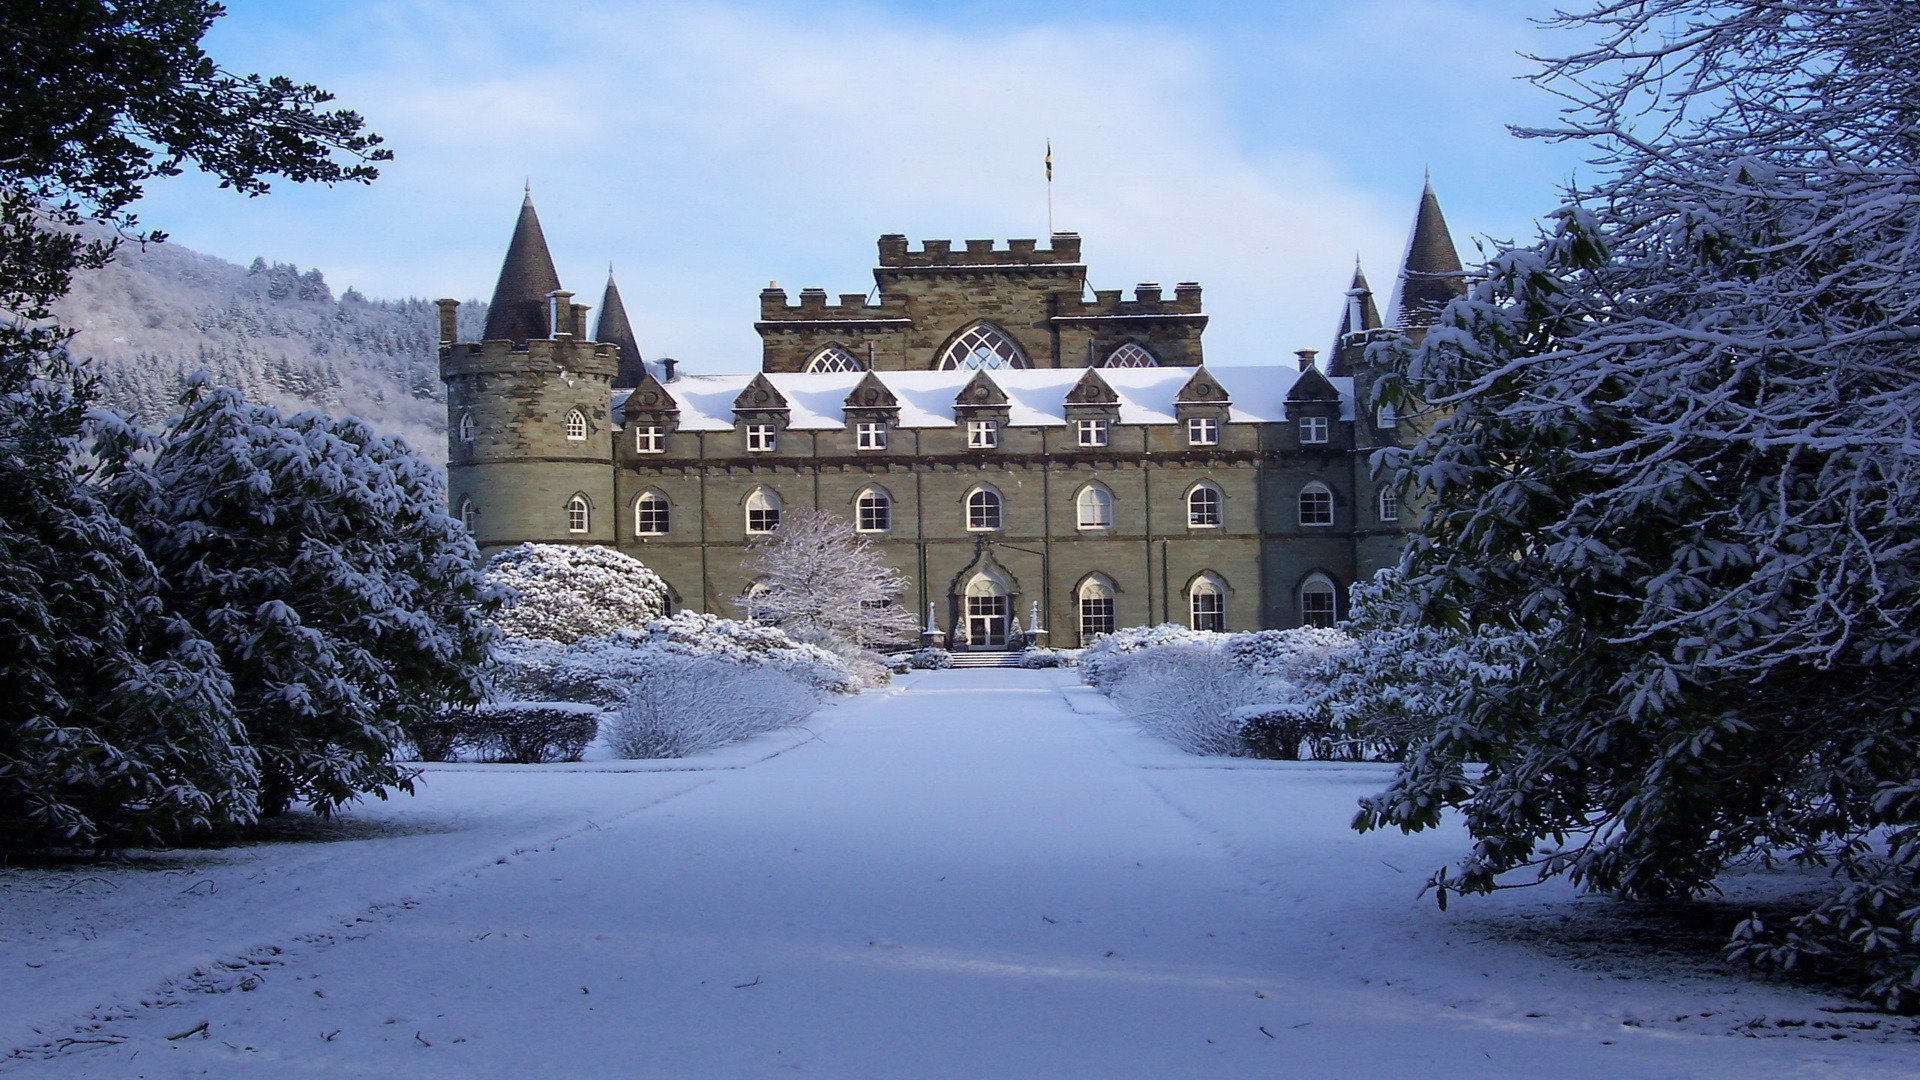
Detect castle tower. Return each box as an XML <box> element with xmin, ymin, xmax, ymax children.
<box><xmin>1384</xmin><ymin>176</ymin><xmax>1467</xmax><ymax>342</ymax></box>
<box><xmin>439</xmin><ymin>193</ymin><xmax>618</xmax><ymax>549</ymax></box>
<box><xmin>596</xmin><ymin>271</ymin><xmax>646</xmax><ymax>390</ymax></box>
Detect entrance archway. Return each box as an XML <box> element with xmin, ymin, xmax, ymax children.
<box><xmin>962</xmin><ymin>573</ymin><xmax>1011</xmax><ymax>650</ymax></box>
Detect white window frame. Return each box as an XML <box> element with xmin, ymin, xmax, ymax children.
<box><xmin>856</xmin><ymin>421</ymin><xmax>888</xmax><ymax>451</ymax></box>
<box><xmin>1078</xmin><ymin>578</ymin><xmax>1117</xmax><ymax>640</ymax></box>
<box><xmin>1186</xmin><ymin>416</ymin><xmax>1218</xmax><ymax>446</ymax></box>
<box><xmin>745</xmin><ymin>488</ymin><xmax>782</xmax><ymax>534</ymax></box>
<box><xmin>459</xmin><ymin>498</ymin><xmax>477</xmax><ymax>532</ymax></box>
<box><xmin>746</xmin><ymin>423</ymin><xmax>777</xmax><ymax>453</ymax></box>
<box><xmin>966</xmin><ymin>487</ymin><xmax>1003</xmax><ymax>532</ymax></box>
<box><xmin>1189</xmin><ymin>575</ymin><xmax>1226</xmax><ymax>633</ymax></box>
<box><xmin>634</xmin><ymin>492</ymin><xmax>669</xmax><ymax>536</ymax></box>
<box><xmin>635</xmin><ymin>425</ymin><xmax>665</xmax><ymax>453</ymax></box>
<box><xmin>1299</xmin><ymin>482</ymin><xmax>1334</xmax><ymax>527</ymax></box>
<box><xmin>1103</xmin><ymin>342</ymin><xmax>1158</xmax><ymax>369</ymax></box>
<box><xmin>1378</xmin><ymin>486</ymin><xmax>1400</xmax><ymax>523</ymax></box>
<box><xmin>1300</xmin><ymin>574</ymin><xmax>1338</xmax><ymax>628</ymax></box>
<box><xmin>856</xmin><ymin>488</ymin><xmax>892</xmax><ymax>533</ymax></box>
<box><xmin>938</xmin><ymin>323</ymin><xmax>1030</xmax><ymax>370</ymax></box>
<box><xmin>565</xmin><ymin>408</ymin><xmax>589</xmax><ymax>442</ymax></box>
<box><xmin>1076</xmin><ymin>485</ymin><xmax>1113</xmax><ymax>530</ymax></box>
<box><xmin>1375</xmin><ymin>402</ymin><xmax>1398</xmax><ymax>429</ymax></box>
<box><xmin>1075</xmin><ymin>417</ymin><xmax>1109</xmax><ymax>448</ymax></box>
<box><xmin>567</xmin><ymin>494</ymin><xmax>590</xmax><ymax>534</ymax></box>
<box><xmin>1300</xmin><ymin>415</ymin><xmax>1329</xmax><ymax>444</ymax></box>
<box><xmin>458</xmin><ymin>411</ymin><xmax>475</xmax><ymax>444</ymax></box>
<box><xmin>806</xmin><ymin>346</ymin><xmax>863</xmax><ymax>373</ymax></box>
<box><xmin>967</xmin><ymin>419</ymin><xmax>998</xmax><ymax>449</ymax></box>
<box><xmin>1187</xmin><ymin>483</ymin><xmax>1223</xmax><ymax>529</ymax></box>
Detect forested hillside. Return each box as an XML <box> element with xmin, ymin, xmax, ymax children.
<box><xmin>54</xmin><ymin>231</ymin><xmax>485</xmax><ymax>464</ymax></box>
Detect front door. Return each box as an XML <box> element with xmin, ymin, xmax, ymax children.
<box><xmin>966</xmin><ymin>595</ymin><xmax>1009</xmax><ymax>649</ymax></box>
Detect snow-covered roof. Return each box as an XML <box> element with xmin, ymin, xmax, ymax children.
<box><xmin>617</xmin><ymin>366</ymin><xmax>1352</xmax><ymax>431</ymax></box>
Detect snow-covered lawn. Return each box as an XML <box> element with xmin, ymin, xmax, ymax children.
<box><xmin>3</xmin><ymin>671</ymin><xmax>1913</xmax><ymax>1077</ymax></box>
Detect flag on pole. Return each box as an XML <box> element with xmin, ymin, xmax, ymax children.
<box><xmin>1045</xmin><ymin>140</ymin><xmax>1053</xmax><ymax>183</ymax></box>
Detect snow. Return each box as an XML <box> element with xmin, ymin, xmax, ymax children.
<box><xmin>651</xmin><ymin>366</ymin><xmax>1354</xmax><ymax>431</ymax></box>
<box><xmin>5</xmin><ymin>670</ymin><xmax>1912</xmax><ymax>1076</ymax></box>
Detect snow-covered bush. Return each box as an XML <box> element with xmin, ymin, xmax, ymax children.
<box><xmin>899</xmin><ymin>647</ymin><xmax>951</xmax><ymax>670</ymax></box>
<box><xmin>1234</xmin><ymin>704</ymin><xmax>1329</xmax><ymax>761</ymax></box>
<box><xmin>1079</xmin><ymin>624</ymin><xmax>1220</xmax><ymax>692</ymax></box>
<box><xmin>1019</xmin><ymin>648</ymin><xmax>1074</xmax><ymax>669</ymax></box>
<box><xmin>636</xmin><ymin>612</ymin><xmax>856</xmax><ymax>695</ymax></box>
<box><xmin>1110</xmin><ymin>643</ymin><xmax>1263</xmax><ymax>756</ymax></box>
<box><xmin>468</xmin><ymin>703</ymin><xmax>598</xmax><ymax>764</ymax></box>
<box><xmin>1225</xmin><ymin>627</ymin><xmax>1352</xmax><ymax>687</ymax></box>
<box><xmin>603</xmin><ymin>654</ymin><xmax>822</xmax><ymax>759</ymax></box>
<box><xmin>486</xmin><ymin>543</ymin><xmax>669</xmax><ymax>644</ymax></box>
<box><xmin>108</xmin><ymin>381</ymin><xmax>498</xmax><ymax>816</ymax></box>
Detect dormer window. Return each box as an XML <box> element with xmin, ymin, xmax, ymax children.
<box><xmin>967</xmin><ymin>420</ymin><xmax>998</xmax><ymax>449</ymax></box>
<box><xmin>1186</xmin><ymin>417</ymin><xmax>1218</xmax><ymax>446</ymax></box>
<box><xmin>746</xmin><ymin>423</ymin><xmax>777</xmax><ymax>452</ymax></box>
<box><xmin>635</xmin><ymin>425</ymin><xmax>665</xmax><ymax>453</ymax></box>
<box><xmin>856</xmin><ymin>421</ymin><xmax>888</xmax><ymax>451</ymax></box>
<box><xmin>1076</xmin><ymin>418</ymin><xmax>1109</xmax><ymax>447</ymax></box>
<box><xmin>1300</xmin><ymin>415</ymin><xmax>1329</xmax><ymax>444</ymax></box>
<box><xmin>565</xmin><ymin>408</ymin><xmax>588</xmax><ymax>441</ymax></box>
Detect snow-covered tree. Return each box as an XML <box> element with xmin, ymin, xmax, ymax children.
<box><xmin>740</xmin><ymin>509</ymin><xmax>917</xmax><ymax>652</ymax></box>
<box><xmin>109</xmin><ymin>381</ymin><xmax>499</xmax><ymax>816</ymax></box>
<box><xmin>1359</xmin><ymin>1</ymin><xmax>1920</xmax><ymax>1008</ymax></box>
<box><xmin>486</xmin><ymin>544</ymin><xmax>671</xmax><ymax>644</ymax></box>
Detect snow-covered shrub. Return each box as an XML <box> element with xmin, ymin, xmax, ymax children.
<box><xmin>486</xmin><ymin>543</ymin><xmax>669</xmax><ymax>644</ymax></box>
<box><xmin>1110</xmin><ymin>643</ymin><xmax>1261</xmax><ymax>756</ymax></box>
<box><xmin>1019</xmin><ymin>648</ymin><xmax>1072</xmax><ymax>669</ymax></box>
<box><xmin>603</xmin><ymin>654</ymin><xmax>822</xmax><ymax>759</ymax></box>
<box><xmin>401</xmin><ymin>714</ymin><xmax>463</xmax><ymax>763</ymax></box>
<box><xmin>468</xmin><ymin>703</ymin><xmax>599</xmax><ymax>764</ymax></box>
<box><xmin>1234</xmin><ymin>704</ymin><xmax>1328</xmax><ymax>761</ymax></box>
<box><xmin>779</xmin><ymin>620</ymin><xmax>891</xmax><ymax>690</ymax></box>
<box><xmin>900</xmin><ymin>647</ymin><xmax>951</xmax><ymax>670</ymax></box>
<box><xmin>636</xmin><ymin>612</ymin><xmax>855</xmax><ymax>695</ymax></box>
<box><xmin>1079</xmin><ymin>624</ymin><xmax>1220</xmax><ymax>692</ymax></box>
<box><xmin>1225</xmin><ymin>627</ymin><xmax>1352</xmax><ymax>687</ymax></box>
<box><xmin>109</xmin><ymin>381</ymin><xmax>498</xmax><ymax>816</ymax></box>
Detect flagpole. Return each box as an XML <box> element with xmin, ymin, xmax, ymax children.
<box><xmin>1045</xmin><ymin>139</ymin><xmax>1054</xmax><ymax>237</ymax></box>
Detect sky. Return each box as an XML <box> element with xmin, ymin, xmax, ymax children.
<box><xmin>131</xmin><ymin>0</ymin><xmax>1596</xmax><ymax>374</ymax></box>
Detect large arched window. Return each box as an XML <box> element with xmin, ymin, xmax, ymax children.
<box><xmin>963</xmin><ymin>573</ymin><xmax>1011</xmax><ymax>648</ymax></box>
<box><xmin>634</xmin><ymin>491</ymin><xmax>670</xmax><ymax>536</ymax></box>
<box><xmin>938</xmin><ymin>323</ymin><xmax>1029</xmax><ymax>370</ymax></box>
<box><xmin>1377</xmin><ymin>485</ymin><xmax>1400</xmax><ymax>523</ymax></box>
<box><xmin>1189</xmin><ymin>573</ymin><xmax>1227</xmax><ymax>632</ymax></box>
<box><xmin>806</xmin><ymin>346</ymin><xmax>863</xmax><ymax>373</ymax></box>
<box><xmin>1103</xmin><ymin>342</ymin><xmax>1158</xmax><ymax>368</ymax></box>
<box><xmin>855</xmin><ymin>485</ymin><xmax>892</xmax><ymax>533</ymax></box>
<box><xmin>458</xmin><ymin>410</ymin><xmax>475</xmax><ymax>443</ymax></box>
<box><xmin>745</xmin><ymin>487</ymin><xmax>782</xmax><ymax>534</ymax></box>
<box><xmin>1078</xmin><ymin>575</ymin><xmax>1116</xmax><ymax>641</ymax></box>
<box><xmin>1299</xmin><ymin>482</ymin><xmax>1334</xmax><ymax>527</ymax></box>
<box><xmin>567</xmin><ymin>494</ymin><xmax>591</xmax><ymax>534</ymax></box>
<box><xmin>965</xmin><ymin>485</ymin><xmax>1003</xmax><ymax>531</ymax></box>
<box><xmin>1075</xmin><ymin>483</ymin><xmax>1114</xmax><ymax>530</ymax></box>
<box><xmin>565</xmin><ymin>408</ymin><xmax>588</xmax><ymax>441</ymax></box>
<box><xmin>459</xmin><ymin>497</ymin><xmax>478</xmax><ymax>533</ymax></box>
<box><xmin>1300</xmin><ymin>573</ymin><xmax>1338</xmax><ymax>628</ymax></box>
<box><xmin>1187</xmin><ymin>481</ymin><xmax>1223</xmax><ymax>529</ymax></box>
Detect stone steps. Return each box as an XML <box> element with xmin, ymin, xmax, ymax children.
<box><xmin>946</xmin><ymin>651</ymin><xmax>1024</xmax><ymax>669</ymax></box>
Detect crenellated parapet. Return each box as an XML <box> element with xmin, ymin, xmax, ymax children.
<box><xmin>876</xmin><ymin>233</ymin><xmax>1083</xmax><ymax>269</ymax></box>
<box><xmin>757</xmin><ymin>288</ymin><xmax>911</xmax><ymax>323</ymax></box>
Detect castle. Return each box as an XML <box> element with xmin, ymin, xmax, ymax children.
<box><xmin>437</xmin><ymin>182</ymin><xmax>1465</xmax><ymax>649</ymax></box>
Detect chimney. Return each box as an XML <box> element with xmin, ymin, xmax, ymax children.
<box><xmin>547</xmin><ymin>290</ymin><xmax>574</xmax><ymax>337</ymax></box>
<box><xmin>571</xmin><ymin>303</ymin><xmax>590</xmax><ymax>339</ymax></box>
<box><xmin>435</xmin><ymin>298</ymin><xmax>460</xmax><ymax>344</ymax></box>
<box><xmin>661</xmin><ymin>357</ymin><xmax>678</xmax><ymax>382</ymax></box>
<box><xmin>1295</xmin><ymin>349</ymin><xmax>1318</xmax><ymax>370</ymax></box>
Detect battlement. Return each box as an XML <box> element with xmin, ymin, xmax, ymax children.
<box><xmin>876</xmin><ymin>233</ymin><xmax>1083</xmax><ymax>268</ymax></box>
<box><xmin>1054</xmin><ymin>280</ymin><xmax>1205</xmax><ymax>321</ymax></box>
<box><xmin>757</xmin><ymin>287</ymin><xmax>912</xmax><ymax>322</ymax></box>
<box><xmin>438</xmin><ymin>336</ymin><xmax>621</xmax><ymax>380</ymax></box>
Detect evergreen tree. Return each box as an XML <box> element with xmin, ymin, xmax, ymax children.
<box><xmin>1358</xmin><ymin>1</ymin><xmax>1920</xmax><ymax>1008</ymax></box>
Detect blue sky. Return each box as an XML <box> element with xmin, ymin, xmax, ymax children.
<box><xmin>132</xmin><ymin>0</ymin><xmax>1593</xmax><ymax>372</ymax></box>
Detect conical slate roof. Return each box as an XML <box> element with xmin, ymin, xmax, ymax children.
<box><xmin>1385</xmin><ymin>178</ymin><xmax>1466</xmax><ymax>332</ymax></box>
<box><xmin>1327</xmin><ymin>262</ymin><xmax>1383</xmax><ymax>377</ymax></box>
<box><xmin>482</xmin><ymin>194</ymin><xmax>563</xmax><ymax>343</ymax></box>
<box><xmin>596</xmin><ymin>272</ymin><xmax>645</xmax><ymax>388</ymax></box>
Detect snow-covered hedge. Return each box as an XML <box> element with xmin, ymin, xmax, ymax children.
<box><xmin>1079</xmin><ymin>624</ymin><xmax>1221</xmax><ymax>692</ymax></box>
<box><xmin>632</xmin><ymin>612</ymin><xmax>857</xmax><ymax>695</ymax></box>
<box><xmin>1109</xmin><ymin>643</ymin><xmax>1253</xmax><ymax>756</ymax></box>
<box><xmin>469</xmin><ymin>704</ymin><xmax>600</xmax><ymax>763</ymax></box>
<box><xmin>895</xmin><ymin>647</ymin><xmax>951</xmax><ymax>670</ymax></box>
<box><xmin>486</xmin><ymin>544</ymin><xmax>670</xmax><ymax>644</ymax></box>
<box><xmin>603</xmin><ymin>655</ymin><xmax>822</xmax><ymax>759</ymax></box>
<box><xmin>1019</xmin><ymin>648</ymin><xmax>1077</xmax><ymax>669</ymax></box>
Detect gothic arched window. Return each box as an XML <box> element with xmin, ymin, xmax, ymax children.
<box><xmin>567</xmin><ymin>494</ymin><xmax>591</xmax><ymax>533</ymax></box>
<box><xmin>634</xmin><ymin>491</ymin><xmax>670</xmax><ymax>536</ymax></box>
<box><xmin>565</xmin><ymin>408</ymin><xmax>588</xmax><ymax>441</ymax></box>
<box><xmin>1300</xmin><ymin>573</ymin><xmax>1338</xmax><ymax>628</ymax></box>
<box><xmin>458</xmin><ymin>410</ymin><xmax>475</xmax><ymax>443</ymax></box>
<box><xmin>1104</xmin><ymin>342</ymin><xmax>1158</xmax><ymax>368</ymax></box>
<box><xmin>938</xmin><ymin>323</ymin><xmax>1029</xmax><ymax>370</ymax></box>
<box><xmin>459</xmin><ymin>497</ymin><xmax>478</xmax><ymax>532</ymax></box>
<box><xmin>1078</xmin><ymin>575</ymin><xmax>1116</xmax><ymax>641</ymax></box>
<box><xmin>1377</xmin><ymin>485</ymin><xmax>1400</xmax><ymax>523</ymax></box>
<box><xmin>1076</xmin><ymin>484</ymin><xmax>1113</xmax><ymax>530</ymax></box>
<box><xmin>806</xmin><ymin>346</ymin><xmax>863</xmax><ymax>373</ymax></box>
<box><xmin>1189</xmin><ymin>573</ymin><xmax>1227</xmax><ymax>632</ymax></box>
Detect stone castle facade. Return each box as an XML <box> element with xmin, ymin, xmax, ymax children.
<box><xmin>438</xmin><ymin>184</ymin><xmax>1465</xmax><ymax>649</ymax></box>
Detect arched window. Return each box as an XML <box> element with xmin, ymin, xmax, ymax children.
<box><xmin>1189</xmin><ymin>573</ymin><xmax>1226</xmax><ymax>632</ymax></box>
<box><xmin>745</xmin><ymin>488</ymin><xmax>782</xmax><ymax>534</ymax></box>
<box><xmin>856</xmin><ymin>486</ymin><xmax>892</xmax><ymax>533</ymax></box>
<box><xmin>1377</xmin><ymin>485</ymin><xmax>1400</xmax><ymax>523</ymax></box>
<box><xmin>806</xmin><ymin>346</ymin><xmax>863</xmax><ymax>373</ymax></box>
<box><xmin>965</xmin><ymin>486</ymin><xmax>1003</xmax><ymax>531</ymax></box>
<box><xmin>1075</xmin><ymin>484</ymin><xmax>1113</xmax><ymax>530</ymax></box>
<box><xmin>1078</xmin><ymin>575</ymin><xmax>1116</xmax><ymax>641</ymax></box>
<box><xmin>1187</xmin><ymin>482</ymin><xmax>1223</xmax><ymax>528</ymax></box>
<box><xmin>634</xmin><ymin>491</ymin><xmax>670</xmax><ymax>535</ymax></box>
<box><xmin>1299</xmin><ymin>482</ymin><xmax>1334</xmax><ymax>527</ymax></box>
<box><xmin>458</xmin><ymin>410</ymin><xmax>475</xmax><ymax>443</ymax></box>
<box><xmin>459</xmin><ymin>497</ymin><xmax>478</xmax><ymax>532</ymax></box>
<box><xmin>1300</xmin><ymin>574</ymin><xmax>1338</xmax><ymax>628</ymax></box>
<box><xmin>1103</xmin><ymin>342</ymin><xmax>1158</xmax><ymax>368</ymax></box>
<box><xmin>565</xmin><ymin>408</ymin><xmax>588</xmax><ymax>441</ymax></box>
<box><xmin>567</xmin><ymin>494</ymin><xmax>591</xmax><ymax>533</ymax></box>
<box><xmin>938</xmin><ymin>323</ymin><xmax>1029</xmax><ymax>370</ymax></box>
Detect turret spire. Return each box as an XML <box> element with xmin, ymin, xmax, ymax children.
<box><xmin>1385</xmin><ymin>177</ymin><xmax>1466</xmax><ymax>335</ymax></box>
<box><xmin>596</xmin><ymin>271</ymin><xmax>646</xmax><ymax>389</ymax></box>
<box><xmin>482</xmin><ymin>192</ymin><xmax>563</xmax><ymax>343</ymax></box>
<box><xmin>1327</xmin><ymin>261</ymin><xmax>1383</xmax><ymax>377</ymax></box>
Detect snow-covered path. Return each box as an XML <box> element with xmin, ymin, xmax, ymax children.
<box><xmin>5</xmin><ymin>671</ymin><xmax>1911</xmax><ymax>1077</ymax></box>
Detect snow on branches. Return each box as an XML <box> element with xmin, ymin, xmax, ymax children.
<box><xmin>486</xmin><ymin>543</ymin><xmax>670</xmax><ymax>644</ymax></box>
<box><xmin>740</xmin><ymin>509</ymin><xmax>917</xmax><ymax>653</ymax></box>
